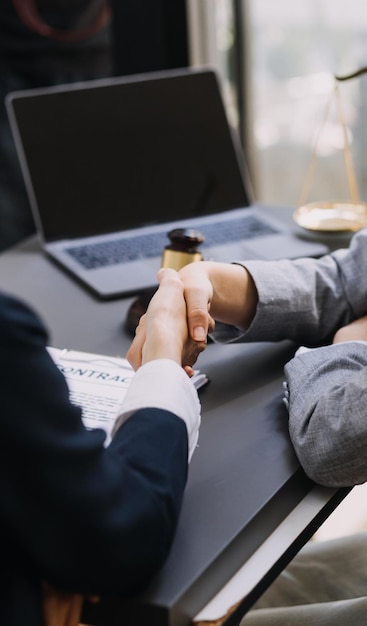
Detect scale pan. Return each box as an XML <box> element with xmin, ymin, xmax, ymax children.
<box><xmin>293</xmin><ymin>201</ymin><xmax>367</xmax><ymax>233</ymax></box>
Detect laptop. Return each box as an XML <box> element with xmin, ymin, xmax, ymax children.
<box><xmin>6</xmin><ymin>67</ymin><xmax>328</xmax><ymax>299</ymax></box>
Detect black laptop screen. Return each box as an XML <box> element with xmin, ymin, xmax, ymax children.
<box><xmin>7</xmin><ymin>69</ymin><xmax>250</xmax><ymax>242</ymax></box>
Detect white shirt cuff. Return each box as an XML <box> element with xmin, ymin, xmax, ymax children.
<box><xmin>111</xmin><ymin>359</ymin><xmax>201</xmax><ymax>462</ymax></box>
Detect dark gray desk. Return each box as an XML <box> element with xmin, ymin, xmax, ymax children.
<box><xmin>0</xmin><ymin>234</ymin><xmax>349</xmax><ymax>626</ymax></box>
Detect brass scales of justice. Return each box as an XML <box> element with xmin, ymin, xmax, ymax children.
<box><xmin>293</xmin><ymin>67</ymin><xmax>367</xmax><ymax>233</ymax></box>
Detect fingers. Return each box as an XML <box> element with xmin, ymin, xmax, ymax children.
<box><xmin>157</xmin><ymin>268</ymin><xmax>211</xmax><ymax>363</ymax></box>
<box><xmin>181</xmin><ymin>335</ymin><xmax>206</xmax><ymax>369</ymax></box>
<box><xmin>127</xmin><ymin>270</ymin><xmax>186</xmax><ymax>369</ymax></box>
<box><xmin>158</xmin><ymin>264</ymin><xmax>215</xmax><ymax>356</ymax></box>
<box><xmin>128</xmin><ymin>269</ymin><xmax>188</xmax><ymax>367</ymax></box>
<box><xmin>126</xmin><ymin>267</ymin><xmax>211</xmax><ymax>372</ymax></box>
<box><xmin>183</xmin><ymin>365</ymin><xmax>195</xmax><ymax>378</ymax></box>
<box><xmin>126</xmin><ymin>312</ymin><xmax>146</xmax><ymax>370</ymax></box>
<box><xmin>185</xmin><ymin>286</ymin><xmax>210</xmax><ymax>342</ymax></box>
<box><xmin>178</xmin><ymin>264</ymin><xmax>213</xmax><ymax>342</ymax></box>
<box><xmin>42</xmin><ymin>582</ymin><xmax>84</xmax><ymax>626</ymax></box>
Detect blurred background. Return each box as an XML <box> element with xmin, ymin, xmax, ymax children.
<box><xmin>187</xmin><ymin>0</ymin><xmax>367</xmax><ymax>209</ymax></box>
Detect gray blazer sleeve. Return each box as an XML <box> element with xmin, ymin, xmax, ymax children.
<box><xmin>238</xmin><ymin>228</ymin><xmax>367</xmax><ymax>346</ymax></box>
<box><xmin>213</xmin><ymin>228</ymin><xmax>367</xmax><ymax>487</ymax></box>
<box><xmin>284</xmin><ymin>343</ymin><xmax>367</xmax><ymax>487</ymax></box>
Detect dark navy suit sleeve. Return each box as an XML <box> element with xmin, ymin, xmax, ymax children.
<box><xmin>0</xmin><ymin>292</ymin><xmax>188</xmax><ymax>595</ymax></box>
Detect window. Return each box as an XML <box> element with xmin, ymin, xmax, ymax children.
<box><xmin>188</xmin><ymin>0</ymin><xmax>367</xmax><ymax>209</ymax></box>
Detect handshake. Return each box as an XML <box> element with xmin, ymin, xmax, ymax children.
<box><xmin>127</xmin><ymin>260</ymin><xmax>259</xmax><ymax>374</ymax></box>
<box><xmin>127</xmin><ymin>261</ymin><xmax>258</xmax><ymax>375</ymax></box>
<box><xmin>127</xmin><ymin>267</ymin><xmax>214</xmax><ymax>376</ymax></box>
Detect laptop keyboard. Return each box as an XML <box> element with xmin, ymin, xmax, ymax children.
<box><xmin>65</xmin><ymin>213</ymin><xmax>279</xmax><ymax>270</ymax></box>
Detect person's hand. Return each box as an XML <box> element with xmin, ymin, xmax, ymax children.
<box><xmin>42</xmin><ymin>582</ymin><xmax>99</xmax><ymax>626</ymax></box>
<box><xmin>333</xmin><ymin>314</ymin><xmax>367</xmax><ymax>344</ymax></box>
<box><xmin>177</xmin><ymin>262</ymin><xmax>215</xmax><ymax>343</ymax></box>
<box><xmin>127</xmin><ymin>268</ymin><xmax>207</xmax><ymax>375</ymax></box>
<box><xmin>178</xmin><ymin>261</ymin><xmax>258</xmax><ymax>342</ymax></box>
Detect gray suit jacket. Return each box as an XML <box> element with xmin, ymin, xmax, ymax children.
<box><xmin>231</xmin><ymin>228</ymin><xmax>367</xmax><ymax>487</ymax></box>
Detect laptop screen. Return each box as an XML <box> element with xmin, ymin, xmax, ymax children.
<box><xmin>7</xmin><ymin>69</ymin><xmax>250</xmax><ymax>242</ymax></box>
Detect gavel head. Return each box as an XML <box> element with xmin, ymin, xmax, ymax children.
<box><xmin>161</xmin><ymin>228</ymin><xmax>205</xmax><ymax>270</ymax></box>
